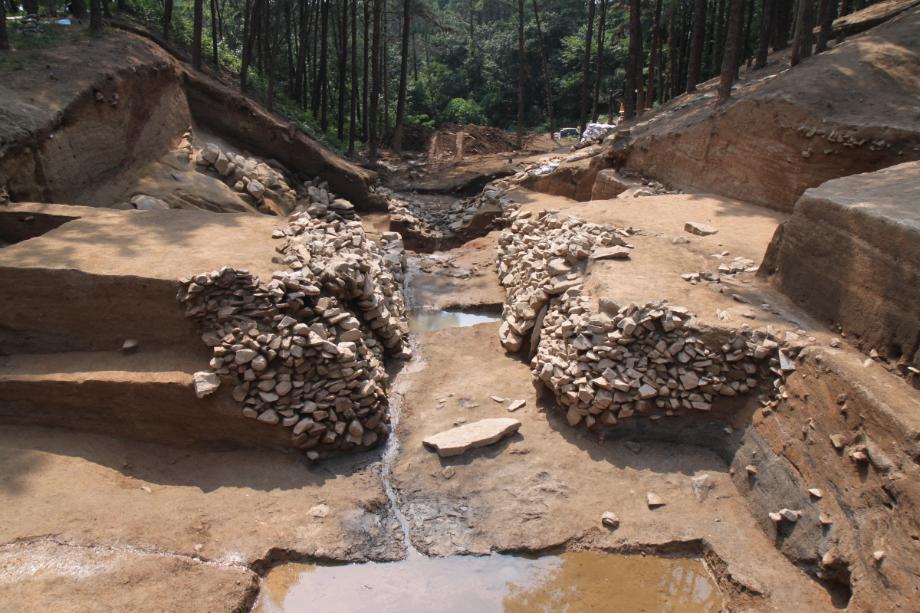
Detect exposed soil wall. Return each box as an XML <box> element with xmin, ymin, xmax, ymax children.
<box><xmin>761</xmin><ymin>162</ymin><xmax>920</xmax><ymax>367</ymax></box>
<box><xmin>616</xmin><ymin>6</ymin><xmax>920</xmax><ymax>211</ymax></box>
<box><xmin>624</xmin><ymin>98</ymin><xmax>919</xmax><ymax>211</ymax></box>
<box><xmin>733</xmin><ymin>348</ymin><xmax>920</xmax><ymax>611</ymax></box>
<box><xmin>0</xmin><ymin>57</ymin><xmax>190</xmax><ymax>204</ymax></box>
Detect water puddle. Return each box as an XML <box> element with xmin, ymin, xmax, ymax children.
<box><xmin>408</xmin><ymin>308</ymin><xmax>499</xmax><ymax>333</ymax></box>
<box><xmin>255</xmin><ymin>551</ymin><xmax>722</xmax><ymax>613</ymax></box>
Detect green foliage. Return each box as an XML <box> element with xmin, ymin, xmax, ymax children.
<box><xmin>442</xmin><ymin>97</ymin><xmax>486</xmax><ymax>125</ymax></box>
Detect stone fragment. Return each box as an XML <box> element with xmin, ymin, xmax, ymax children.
<box><xmin>507</xmin><ymin>399</ymin><xmax>526</xmax><ymax>412</ymax></box>
<box><xmin>690</xmin><ymin>474</ymin><xmax>714</xmax><ymax>502</ymax></box>
<box><xmin>646</xmin><ymin>492</ymin><xmax>665</xmax><ymax>508</ymax></box>
<box><xmin>192</xmin><ymin>371</ymin><xmax>220</xmax><ymax>398</ymax></box>
<box><xmin>121</xmin><ymin>339</ymin><xmax>139</xmax><ymax>353</ymax></box>
<box><xmin>422</xmin><ymin>418</ymin><xmax>522</xmax><ymax>458</ymax></box>
<box><xmin>684</xmin><ymin>222</ymin><xmax>718</xmax><ymax>236</ymax></box>
<box><xmin>591</xmin><ymin>246</ymin><xmax>631</xmax><ymax>261</ymax></box>
<box><xmin>808</xmin><ymin>488</ymin><xmax>823</xmax><ymax>499</ymax></box>
<box><xmin>601</xmin><ymin>511</ymin><xmax>620</xmax><ymax>529</ymax></box>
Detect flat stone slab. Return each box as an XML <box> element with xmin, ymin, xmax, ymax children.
<box><xmin>422</xmin><ymin>418</ymin><xmax>521</xmax><ymax>457</ymax></box>
<box><xmin>591</xmin><ymin>245</ymin><xmax>632</xmax><ymax>260</ymax></box>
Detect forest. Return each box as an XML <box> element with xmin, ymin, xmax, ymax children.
<box><xmin>0</xmin><ymin>0</ymin><xmax>877</xmax><ymax>155</ymax></box>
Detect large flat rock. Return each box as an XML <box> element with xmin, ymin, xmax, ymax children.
<box><xmin>422</xmin><ymin>418</ymin><xmax>521</xmax><ymax>457</ymax></box>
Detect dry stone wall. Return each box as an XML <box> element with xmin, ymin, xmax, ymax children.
<box><xmin>497</xmin><ymin>210</ymin><xmax>785</xmax><ymax>429</ymax></box>
<box><xmin>177</xmin><ymin>207</ymin><xmax>409</xmax><ymax>455</ymax></box>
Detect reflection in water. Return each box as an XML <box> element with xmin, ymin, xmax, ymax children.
<box><xmin>256</xmin><ymin>552</ymin><xmax>722</xmax><ymax>613</ymax></box>
<box><xmin>408</xmin><ymin>308</ymin><xmax>499</xmax><ymax>333</ymax></box>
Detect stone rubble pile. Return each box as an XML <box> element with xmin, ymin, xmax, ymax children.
<box><xmin>497</xmin><ymin>210</ymin><xmax>781</xmax><ymax>429</ymax></box>
<box><xmin>177</xmin><ymin>208</ymin><xmax>409</xmax><ymax>454</ymax></box>
<box><xmin>382</xmin><ymin>184</ymin><xmax>518</xmax><ymax>245</ymax></box>
<box><xmin>681</xmin><ymin>256</ymin><xmax>758</xmax><ymax>285</ymax></box>
<box><xmin>197</xmin><ymin>142</ymin><xmax>299</xmax><ymax>214</ymax></box>
<box><xmin>496</xmin><ymin>210</ymin><xmax>631</xmax><ymax>353</ymax></box>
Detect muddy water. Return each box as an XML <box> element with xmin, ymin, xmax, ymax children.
<box><xmin>255</xmin><ymin>551</ymin><xmax>722</xmax><ymax>613</ymax></box>
<box><xmin>408</xmin><ymin>308</ymin><xmax>499</xmax><ymax>333</ymax></box>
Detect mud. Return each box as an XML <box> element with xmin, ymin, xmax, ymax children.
<box><xmin>255</xmin><ymin>551</ymin><xmax>722</xmax><ymax>613</ymax></box>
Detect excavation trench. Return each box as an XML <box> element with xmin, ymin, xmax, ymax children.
<box><xmin>253</xmin><ymin>250</ymin><xmax>725</xmax><ymax>613</ymax></box>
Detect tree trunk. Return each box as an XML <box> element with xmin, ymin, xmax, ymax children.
<box><xmin>382</xmin><ymin>0</ymin><xmax>389</xmax><ymax>136</ymax></box>
<box><xmin>0</xmin><ymin>0</ymin><xmax>9</xmax><ymax>51</ymax></box>
<box><xmin>316</xmin><ymin>0</ymin><xmax>330</xmax><ymax>130</ymax></box>
<box><xmin>742</xmin><ymin>0</ymin><xmax>754</xmax><ymax>66</ymax></box>
<box><xmin>579</xmin><ymin>0</ymin><xmax>596</xmax><ymax>133</ymax></box>
<box><xmin>516</xmin><ymin>0</ymin><xmax>525</xmax><ymax>148</ymax></box>
<box><xmin>624</xmin><ymin>0</ymin><xmax>642</xmax><ymax>118</ymax></box>
<box><xmin>337</xmin><ymin>0</ymin><xmax>349</xmax><ymax>141</ymax></box>
<box><xmin>667</xmin><ymin>0</ymin><xmax>680</xmax><ymax>97</ymax></box>
<box><xmin>532</xmin><ymin>0</ymin><xmax>555</xmax><ymax>135</ymax></box>
<box><xmin>90</xmin><ymin>0</ymin><xmax>103</xmax><ymax>34</ymax></box>
<box><xmin>712</xmin><ymin>0</ymin><xmax>726</xmax><ymax>74</ymax></box>
<box><xmin>647</xmin><ymin>0</ymin><xmax>663</xmax><ymax>107</ymax></box>
<box><xmin>265</xmin><ymin>0</ymin><xmax>275</xmax><ymax>111</ymax></box>
<box><xmin>349</xmin><ymin>0</ymin><xmax>358</xmax><ymax>154</ymax></box>
<box><xmin>369</xmin><ymin>0</ymin><xmax>381</xmax><ymax>162</ymax></box>
<box><xmin>210</xmin><ymin>0</ymin><xmax>220</xmax><ymax>67</ymax></box>
<box><xmin>718</xmin><ymin>0</ymin><xmax>744</xmax><ymax>100</ymax></box>
<box><xmin>295</xmin><ymin>0</ymin><xmax>308</xmax><ymax>104</ymax></box>
<box><xmin>755</xmin><ymin>0</ymin><xmax>773</xmax><ymax>67</ymax></box>
<box><xmin>240</xmin><ymin>0</ymin><xmax>259</xmax><ymax>92</ymax></box>
<box><xmin>363</xmin><ymin>0</ymin><xmax>370</xmax><ymax>141</ymax></box>
<box><xmin>392</xmin><ymin>0</ymin><xmax>411</xmax><ymax>151</ymax></box>
<box><xmin>591</xmin><ymin>0</ymin><xmax>608</xmax><ymax>121</ymax></box>
<box><xmin>161</xmin><ymin>0</ymin><xmax>172</xmax><ymax>39</ymax></box>
<box><xmin>815</xmin><ymin>0</ymin><xmax>834</xmax><ymax>52</ymax></box>
<box><xmin>192</xmin><ymin>0</ymin><xmax>203</xmax><ymax>69</ymax></box>
<box><xmin>790</xmin><ymin>0</ymin><xmax>810</xmax><ymax>65</ymax></box>
<box><xmin>686</xmin><ymin>0</ymin><xmax>706</xmax><ymax>91</ymax></box>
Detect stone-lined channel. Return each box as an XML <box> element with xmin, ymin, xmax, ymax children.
<box><xmin>253</xmin><ymin>251</ymin><xmax>724</xmax><ymax>612</ymax></box>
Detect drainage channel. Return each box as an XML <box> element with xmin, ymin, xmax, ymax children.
<box><xmin>253</xmin><ymin>253</ymin><xmax>723</xmax><ymax>612</ymax></box>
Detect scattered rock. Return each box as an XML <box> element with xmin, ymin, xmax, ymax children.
<box><xmin>646</xmin><ymin>492</ymin><xmax>666</xmax><ymax>508</ymax></box>
<box><xmin>691</xmin><ymin>474</ymin><xmax>714</xmax><ymax>502</ymax></box>
<box><xmin>590</xmin><ymin>245</ymin><xmax>632</xmax><ymax>261</ymax></box>
<box><xmin>808</xmin><ymin>488</ymin><xmax>823</xmax><ymax>499</ymax></box>
<box><xmin>121</xmin><ymin>339</ymin><xmax>139</xmax><ymax>353</ymax></box>
<box><xmin>192</xmin><ymin>371</ymin><xmax>220</xmax><ymax>398</ymax></box>
<box><xmin>422</xmin><ymin>418</ymin><xmax>522</xmax><ymax>458</ymax></box>
<box><xmin>309</xmin><ymin>503</ymin><xmax>330</xmax><ymax>518</ymax></box>
<box><xmin>684</xmin><ymin>222</ymin><xmax>718</xmax><ymax>236</ymax></box>
<box><xmin>507</xmin><ymin>399</ymin><xmax>526</xmax><ymax>412</ymax></box>
<box><xmin>601</xmin><ymin>511</ymin><xmax>620</xmax><ymax>529</ymax></box>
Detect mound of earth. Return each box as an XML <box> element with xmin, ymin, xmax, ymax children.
<box><xmin>427</xmin><ymin>124</ymin><xmax>521</xmax><ymax>163</ymax></box>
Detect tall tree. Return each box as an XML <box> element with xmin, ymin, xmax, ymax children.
<box><xmin>591</xmin><ymin>0</ymin><xmax>608</xmax><ymax>121</ymax></box>
<box><xmin>392</xmin><ymin>0</ymin><xmax>411</xmax><ymax>151</ymax></box>
<box><xmin>0</xmin><ymin>0</ymin><xmax>8</xmax><ymax>51</ymax></box>
<box><xmin>337</xmin><ymin>0</ymin><xmax>349</xmax><ymax>141</ymax></box>
<box><xmin>161</xmin><ymin>0</ymin><xmax>172</xmax><ymax>40</ymax></box>
<box><xmin>516</xmin><ymin>0</ymin><xmax>526</xmax><ymax>147</ymax></box>
<box><xmin>363</xmin><ymin>0</ymin><xmax>370</xmax><ymax>141</ymax></box>
<box><xmin>754</xmin><ymin>0</ymin><xmax>773</xmax><ymax>68</ymax></box>
<box><xmin>90</xmin><ymin>0</ymin><xmax>103</xmax><ymax>34</ymax></box>
<box><xmin>532</xmin><ymin>0</ymin><xmax>555</xmax><ymax>135</ymax></box>
<box><xmin>686</xmin><ymin>0</ymin><xmax>707</xmax><ymax>91</ymax></box>
<box><xmin>210</xmin><ymin>0</ymin><xmax>220</xmax><ymax>67</ymax></box>
<box><xmin>264</xmin><ymin>0</ymin><xmax>276</xmax><ymax>111</ymax></box>
<box><xmin>579</xmin><ymin>0</ymin><xmax>596</xmax><ymax>133</ymax></box>
<box><xmin>368</xmin><ymin>0</ymin><xmax>381</xmax><ymax>162</ymax></box>
<box><xmin>625</xmin><ymin>0</ymin><xmax>643</xmax><ymax>116</ymax></box>
<box><xmin>240</xmin><ymin>0</ymin><xmax>260</xmax><ymax>92</ymax></box>
<box><xmin>718</xmin><ymin>0</ymin><xmax>744</xmax><ymax>100</ymax></box>
<box><xmin>315</xmin><ymin>0</ymin><xmax>330</xmax><ymax>130</ymax></box>
<box><xmin>790</xmin><ymin>0</ymin><xmax>811</xmax><ymax>65</ymax></box>
<box><xmin>647</xmin><ymin>0</ymin><xmax>663</xmax><ymax>107</ymax></box>
<box><xmin>815</xmin><ymin>0</ymin><xmax>834</xmax><ymax>52</ymax></box>
<box><xmin>192</xmin><ymin>0</ymin><xmax>204</xmax><ymax>69</ymax></box>
<box><xmin>349</xmin><ymin>0</ymin><xmax>359</xmax><ymax>154</ymax></box>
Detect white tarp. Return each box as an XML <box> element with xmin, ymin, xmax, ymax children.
<box><xmin>579</xmin><ymin>123</ymin><xmax>617</xmax><ymax>144</ymax></box>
